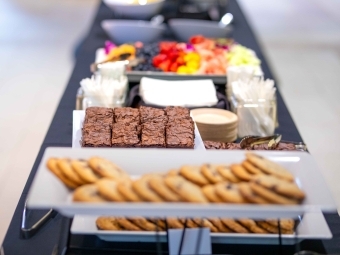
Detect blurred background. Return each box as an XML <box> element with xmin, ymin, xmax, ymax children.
<box><xmin>0</xmin><ymin>0</ymin><xmax>339</xmax><ymax>244</ymax></box>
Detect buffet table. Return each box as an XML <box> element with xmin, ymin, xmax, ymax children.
<box><xmin>2</xmin><ymin>1</ymin><xmax>340</xmax><ymax>254</ymax></box>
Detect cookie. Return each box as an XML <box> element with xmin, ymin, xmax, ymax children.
<box><xmin>246</xmin><ymin>153</ymin><xmax>294</xmax><ymax>182</ymax></box>
<box><xmin>129</xmin><ymin>217</ymin><xmax>160</xmax><ymax>231</ymax></box>
<box><xmin>179</xmin><ymin>166</ymin><xmax>210</xmax><ymax>186</ymax></box>
<box><xmin>220</xmin><ymin>219</ymin><xmax>249</xmax><ymax>233</ymax></box>
<box><xmin>192</xmin><ymin>218</ymin><xmax>218</xmax><ymax>232</ymax></box>
<box><xmin>149</xmin><ymin>218</ymin><xmax>167</xmax><ymax>229</ymax></box>
<box><xmin>164</xmin><ymin>176</ymin><xmax>208</xmax><ymax>203</ymax></box>
<box><xmin>57</xmin><ymin>158</ymin><xmax>87</xmax><ymax>185</ymax></box>
<box><xmin>230</xmin><ymin>164</ymin><xmax>253</xmax><ymax>181</ymax></box>
<box><xmin>238</xmin><ymin>183</ymin><xmax>270</xmax><ymax>204</ymax></box>
<box><xmin>73</xmin><ymin>184</ymin><xmax>106</xmax><ymax>202</ymax></box>
<box><xmin>251</xmin><ymin>175</ymin><xmax>305</xmax><ymax>200</ymax></box>
<box><xmin>96</xmin><ymin>178</ymin><xmax>126</xmax><ymax>202</ymax></box>
<box><xmin>116</xmin><ymin>218</ymin><xmax>142</xmax><ymax>231</ymax></box>
<box><xmin>47</xmin><ymin>158</ymin><xmax>78</xmax><ymax>189</ymax></box>
<box><xmin>265</xmin><ymin>219</ymin><xmax>295</xmax><ymax>231</ymax></box>
<box><xmin>186</xmin><ymin>219</ymin><xmax>199</xmax><ymax>228</ymax></box>
<box><xmin>216</xmin><ymin>165</ymin><xmax>241</xmax><ymax>183</ymax></box>
<box><xmin>167</xmin><ymin>169</ymin><xmax>179</xmax><ymax>177</ymax></box>
<box><xmin>208</xmin><ymin>218</ymin><xmax>233</xmax><ymax>233</ymax></box>
<box><xmin>242</xmin><ymin>161</ymin><xmax>264</xmax><ymax>175</ymax></box>
<box><xmin>202</xmin><ymin>185</ymin><xmax>224</xmax><ymax>203</ymax></box>
<box><xmin>71</xmin><ymin>159</ymin><xmax>100</xmax><ymax>183</ymax></box>
<box><xmin>132</xmin><ymin>176</ymin><xmax>164</xmax><ymax>202</ymax></box>
<box><xmin>148</xmin><ymin>175</ymin><xmax>181</xmax><ymax>202</ymax></box>
<box><xmin>249</xmin><ymin>182</ymin><xmax>299</xmax><ymax>204</ymax></box>
<box><xmin>215</xmin><ymin>183</ymin><xmax>246</xmax><ymax>203</ymax></box>
<box><xmin>117</xmin><ymin>181</ymin><xmax>141</xmax><ymax>202</ymax></box>
<box><xmin>96</xmin><ymin>217</ymin><xmax>121</xmax><ymax>230</ymax></box>
<box><xmin>166</xmin><ymin>218</ymin><xmax>184</xmax><ymax>229</ymax></box>
<box><xmin>237</xmin><ymin>219</ymin><xmax>268</xmax><ymax>234</ymax></box>
<box><xmin>257</xmin><ymin>221</ymin><xmax>294</xmax><ymax>234</ymax></box>
<box><xmin>200</xmin><ymin>164</ymin><xmax>225</xmax><ymax>184</ymax></box>
<box><xmin>88</xmin><ymin>156</ymin><xmax>130</xmax><ymax>180</ymax></box>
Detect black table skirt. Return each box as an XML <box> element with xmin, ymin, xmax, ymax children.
<box><xmin>2</xmin><ymin>0</ymin><xmax>339</xmax><ymax>254</ymax></box>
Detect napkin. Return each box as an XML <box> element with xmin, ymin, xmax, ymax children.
<box><xmin>139</xmin><ymin>77</ymin><xmax>218</xmax><ymax>107</ymax></box>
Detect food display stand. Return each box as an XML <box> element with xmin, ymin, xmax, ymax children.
<box><xmin>2</xmin><ymin>1</ymin><xmax>340</xmax><ymax>254</ymax></box>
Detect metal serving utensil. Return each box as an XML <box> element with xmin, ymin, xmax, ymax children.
<box><xmin>239</xmin><ymin>134</ymin><xmax>282</xmax><ymax>149</ymax></box>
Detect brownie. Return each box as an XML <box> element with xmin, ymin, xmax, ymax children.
<box><xmin>111</xmin><ymin>123</ymin><xmax>140</xmax><ymax>147</ymax></box>
<box><xmin>141</xmin><ymin>122</ymin><xmax>165</xmax><ymax>147</ymax></box>
<box><xmin>85</xmin><ymin>107</ymin><xmax>113</xmax><ymax>128</ymax></box>
<box><xmin>139</xmin><ymin>106</ymin><xmax>168</xmax><ymax>124</ymax></box>
<box><xmin>203</xmin><ymin>140</ymin><xmax>297</xmax><ymax>151</ymax></box>
<box><xmin>82</xmin><ymin>123</ymin><xmax>111</xmax><ymax>147</ymax></box>
<box><xmin>166</xmin><ymin>125</ymin><xmax>194</xmax><ymax>148</ymax></box>
<box><xmin>114</xmin><ymin>107</ymin><xmax>140</xmax><ymax>124</ymax></box>
<box><xmin>165</xmin><ymin>106</ymin><xmax>190</xmax><ymax>121</ymax></box>
<box><xmin>225</xmin><ymin>143</ymin><xmax>242</xmax><ymax>150</ymax></box>
<box><xmin>203</xmin><ymin>141</ymin><xmax>226</xmax><ymax>149</ymax></box>
<box><xmin>252</xmin><ymin>143</ymin><xmax>296</xmax><ymax>151</ymax></box>
<box><xmin>167</xmin><ymin>118</ymin><xmax>194</xmax><ymax>132</ymax></box>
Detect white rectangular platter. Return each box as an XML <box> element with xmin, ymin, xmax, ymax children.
<box><xmin>72</xmin><ymin>110</ymin><xmax>206</xmax><ymax>150</ymax></box>
<box><xmin>27</xmin><ymin>147</ymin><xmax>336</xmax><ymax>218</ymax></box>
<box><xmin>71</xmin><ymin>212</ymin><xmax>332</xmax><ymax>245</ymax></box>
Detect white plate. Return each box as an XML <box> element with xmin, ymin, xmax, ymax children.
<box><xmin>70</xmin><ymin>212</ymin><xmax>332</xmax><ymax>245</ymax></box>
<box><xmin>72</xmin><ymin>110</ymin><xmax>206</xmax><ymax>150</ymax></box>
<box><xmin>27</xmin><ymin>148</ymin><xmax>336</xmax><ymax>218</ymax></box>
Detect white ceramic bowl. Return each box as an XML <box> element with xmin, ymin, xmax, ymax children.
<box><xmin>103</xmin><ymin>0</ymin><xmax>165</xmax><ymax>19</ymax></box>
<box><xmin>101</xmin><ymin>20</ymin><xmax>165</xmax><ymax>45</ymax></box>
<box><xmin>168</xmin><ymin>19</ymin><xmax>232</xmax><ymax>42</ymax></box>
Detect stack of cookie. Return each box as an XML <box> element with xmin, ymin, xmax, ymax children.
<box><xmin>82</xmin><ymin>106</ymin><xmax>195</xmax><ymax>148</ymax></box>
<box><xmin>47</xmin><ymin>152</ymin><xmax>305</xmax><ymax>205</ymax></box>
<box><xmin>96</xmin><ymin>216</ymin><xmax>295</xmax><ymax>234</ymax></box>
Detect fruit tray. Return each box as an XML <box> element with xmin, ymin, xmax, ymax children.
<box><xmin>27</xmin><ymin>148</ymin><xmax>336</xmax><ymax>218</ymax></box>
<box><xmin>95</xmin><ymin>36</ymin><xmax>262</xmax><ymax>84</ymax></box>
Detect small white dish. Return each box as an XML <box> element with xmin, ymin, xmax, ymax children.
<box><xmin>103</xmin><ymin>0</ymin><xmax>165</xmax><ymax>19</ymax></box>
<box><xmin>168</xmin><ymin>19</ymin><xmax>232</xmax><ymax>42</ymax></box>
<box><xmin>101</xmin><ymin>20</ymin><xmax>165</xmax><ymax>44</ymax></box>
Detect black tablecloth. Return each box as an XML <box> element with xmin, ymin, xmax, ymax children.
<box><xmin>2</xmin><ymin>0</ymin><xmax>339</xmax><ymax>254</ymax></box>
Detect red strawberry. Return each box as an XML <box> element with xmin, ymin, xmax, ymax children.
<box><xmin>189</xmin><ymin>35</ymin><xmax>205</xmax><ymax>44</ymax></box>
<box><xmin>152</xmin><ymin>54</ymin><xmax>167</xmax><ymax>67</ymax></box>
<box><xmin>158</xmin><ymin>59</ymin><xmax>171</xmax><ymax>72</ymax></box>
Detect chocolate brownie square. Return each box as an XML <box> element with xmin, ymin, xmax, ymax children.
<box><xmin>252</xmin><ymin>143</ymin><xmax>296</xmax><ymax>151</ymax></box>
<box><xmin>82</xmin><ymin>123</ymin><xmax>111</xmax><ymax>147</ymax></box>
<box><xmin>141</xmin><ymin>122</ymin><xmax>165</xmax><ymax>147</ymax></box>
<box><xmin>114</xmin><ymin>107</ymin><xmax>140</xmax><ymax>124</ymax></box>
<box><xmin>139</xmin><ymin>106</ymin><xmax>168</xmax><ymax>124</ymax></box>
<box><xmin>84</xmin><ymin>107</ymin><xmax>113</xmax><ymax>128</ymax></box>
<box><xmin>166</xmin><ymin>125</ymin><xmax>194</xmax><ymax>148</ymax></box>
<box><xmin>111</xmin><ymin>122</ymin><xmax>140</xmax><ymax>147</ymax></box>
<box><xmin>165</xmin><ymin>106</ymin><xmax>190</xmax><ymax>121</ymax></box>
<box><xmin>203</xmin><ymin>141</ymin><xmax>227</xmax><ymax>149</ymax></box>
<box><xmin>167</xmin><ymin>118</ymin><xmax>194</xmax><ymax>132</ymax></box>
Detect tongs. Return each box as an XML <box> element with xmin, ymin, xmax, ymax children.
<box><xmin>240</xmin><ymin>134</ymin><xmax>282</xmax><ymax>149</ymax></box>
